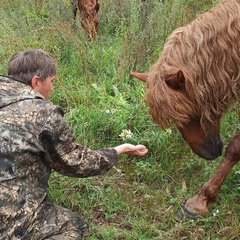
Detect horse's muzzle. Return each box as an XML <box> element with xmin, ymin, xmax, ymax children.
<box><xmin>194</xmin><ymin>137</ymin><xmax>223</xmax><ymax>160</ymax></box>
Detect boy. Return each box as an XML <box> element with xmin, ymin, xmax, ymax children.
<box><xmin>0</xmin><ymin>49</ymin><xmax>148</xmax><ymax>239</ymax></box>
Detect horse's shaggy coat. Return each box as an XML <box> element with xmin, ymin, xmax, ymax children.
<box><xmin>146</xmin><ymin>0</ymin><xmax>240</xmax><ymax>130</ymax></box>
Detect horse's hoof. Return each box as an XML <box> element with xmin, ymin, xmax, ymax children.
<box><xmin>176</xmin><ymin>202</ymin><xmax>199</xmax><ymax>220</ymax></box>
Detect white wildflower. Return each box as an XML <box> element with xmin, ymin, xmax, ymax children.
<box><xmin>166</xmin><ymin>128</ymin><xmax>172</xmax><ymax>134</ymax></box>
<box><xmin>105</xmin><ymin>109</ymin><xmax>115</xmax><ymax>114</ymax></box>
<box><xmin>212</xmin><ymin>209</ymin><xmax>220</xmax><ymax>217</ymax></box>
<box><xmin>119</xmin><ymin>129</ymin><xmax>133</xmax><ymax>140</ymax></box>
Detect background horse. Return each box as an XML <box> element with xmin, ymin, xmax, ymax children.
<box><xmin>131</xmin><ymin>0</ymin><xmax>240</xmax><ymax>217</ymax></box>
<box><xmin>71</xmin><ymin>0</ymin><xmax>100</xmax><ymax>41</ymax></box>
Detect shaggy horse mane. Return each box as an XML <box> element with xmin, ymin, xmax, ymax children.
<box><xmin>147</xmin><ymin>0</ymin><xmax>240</xmax><ymax>129</ymax></box>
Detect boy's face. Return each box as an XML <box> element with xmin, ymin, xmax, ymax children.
<box><xmin>33</xmin><ymin>75</ymin><xmax>55</xmax><ymax>100</ymax></box>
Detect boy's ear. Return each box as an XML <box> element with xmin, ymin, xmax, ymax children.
<box><xmin>30</xmin><ymin>76</ymin><xmax>40</xmax><ymax>89</ymax></box>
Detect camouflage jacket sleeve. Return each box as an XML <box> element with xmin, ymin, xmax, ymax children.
<box><xmin>39</xmin><ymin>107</ymin><xmax>118</xmax><ymax>177</ymax></box>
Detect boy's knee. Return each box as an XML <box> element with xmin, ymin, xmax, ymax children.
<box><xmin>30</xmin><ymin>203</ymin><xmax>88</xmax><ymax>240</ymax></box>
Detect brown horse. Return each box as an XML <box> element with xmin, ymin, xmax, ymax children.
<box><xmin>71</xmin><ymin>0</ymin><xmax>100</xmax><ymax>41</ymax></box>
<box><xmin>131</xmin><ymin>0</ymin><xmax>240</xmax><ymax>217</ymax></box>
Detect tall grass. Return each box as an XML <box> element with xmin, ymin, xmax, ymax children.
<box><xmin>1</xmin><ymin>0</ymin><xmax>240</xmax><ymax>239</ymax></box>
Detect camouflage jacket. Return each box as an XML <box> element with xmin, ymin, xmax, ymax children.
<box><xmin>0</xmin><ymin>75</ymin><xmax>118</xmax><ymax>239</ymax></box>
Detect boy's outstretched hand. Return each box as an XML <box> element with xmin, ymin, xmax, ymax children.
<box><xmin>114</xmin><ymin>143</ymin><xmax>148</xmax><ymax>156</ymax></box>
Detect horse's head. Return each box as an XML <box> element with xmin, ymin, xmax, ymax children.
<box><xmin>131</xmin><ymin>71</ymin><xmax>223</xmax><ymax>160</ymax></box>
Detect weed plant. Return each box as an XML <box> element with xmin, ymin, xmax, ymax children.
<box><xmin>1</xmin><ymin>0</ymin><xmax>240</xmax><ymax>239</ymax></box>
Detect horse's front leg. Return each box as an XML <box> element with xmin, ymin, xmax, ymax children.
<box><xmin>181</xmin><ymin>131</ymin><xmax>240</xmax><ymax>217</ymax></box>
<box><xmin>71</xmin><ymin>0</ymin><xmax>78</xmax><ymax>20</ymax></box>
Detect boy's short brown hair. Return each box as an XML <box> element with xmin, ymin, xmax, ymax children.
<box><xmin>8</xmin><ymin>49</ymin><xmax>56</xmax><ymax>85</ymax></box>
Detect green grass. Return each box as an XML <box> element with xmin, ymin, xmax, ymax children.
<box><xmin>1</xmin><ymin>0</ymin><xmax>240</xmax><ymax>239</ymax></box>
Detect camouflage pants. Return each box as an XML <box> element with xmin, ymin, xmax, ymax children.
<box><xmin>26</xmin><ymin>203</ymin><xmax>88</xmax><ymax>240</ymax></box>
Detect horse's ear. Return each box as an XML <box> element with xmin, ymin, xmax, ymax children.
<box><xmin>131</xmin><ymin>72</ymin><xmax>148</xmax><ymax>83</ymax></box>
<box><xmin>165</xmin><ymin>70</ymin><xmax>185</xmax><ymax>91</ymax></box>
